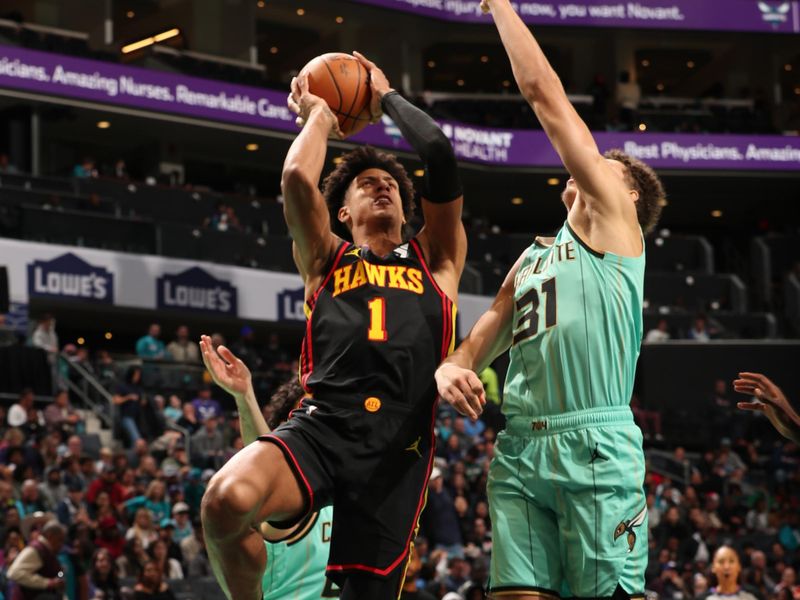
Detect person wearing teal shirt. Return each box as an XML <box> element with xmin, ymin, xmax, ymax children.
<box><xmin>200</xmin><ymin>336</ymin><xmax>338</xmax><ymax>599</ymax></box>
<box><xmin>135</xmin><ymin>324</ymin><xmax>167</xmax><ymax>359</ymax></box>
<box><xmin>435</xmin><ymin>2</ymin><xmax>666</xmax><ymax>598</ymax></box>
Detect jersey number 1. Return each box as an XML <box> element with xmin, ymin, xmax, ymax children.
<box><xmin>513</xmin><ymin>277</ymin><xmax>557</xmax><ymax>345</ymax></box>
<box><xmin>367</xmin><ymin>297</ymin><xmax>388</xmax><ymax>341</ymax></box>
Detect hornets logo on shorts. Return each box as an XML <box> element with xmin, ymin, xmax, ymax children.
<box><xmin>613</xmin><ymin>505</ymin><xmax>647</xmax><ymax>553</ymax></box>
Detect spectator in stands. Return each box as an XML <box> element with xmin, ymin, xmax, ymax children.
<box><xmin>124</xmin><ymin>481</ymin><xmax>170</xmax><ymax>524</ymax></box>
<box><xmin>190</xmin><ymin>416</ymin><xmax>225</xmax><ymax>469</ymax></box>
<box><xmin>136</xmin><ymin>324</ymin><xmax>166</xmax><ymax>360</ymax></box>
<box><xmin>230</xmin><ymin>325</ymin><xmax>262</xmax><ymax>371</ymax></box>
<box><xmin>87</xmin><ymin>463</ymin><xmax>126</xmax><ymax>508</ymax></box>
<box><xmin>37</xmin><ymin>467</ymin><xmax>66</xmax><ymax>512</ymax></box>
<box><xmin>116</xmin><ymin>536</ymin><xmax>150</xmax><ymax>579</ymax></box>
<box><xmin>204</xmin><ymin>201</ymin><xmax>241</xmax><ymax>232</ymax></box>
<box><xmin>31</xmin><ymin>314</ymin><xmax>59</xmax><ymax>363</ymax></box>
<box><xmin>7</xmin><ymin>388</ymin><xmax>35</xmax><ymax>429</ymax></box>
<box><xmin>56</xmin><ymin>480</ymin><xmax>88</xmax><ymax>528</ymax></box>
<box><xmin>95</xmin><ymin>516</ymin><xmax>125</xmax><ymax>561</ymax></box>
<box><xmin>478</xmin><ymin>367</ymin><xmax>500</xmax><ymax>406</ymax></box>
<box><xmin>126</xmin><ymin>508</ymin><xmax>158</xmax><ymax>550</ymax></box>
<box><xmin>113</xmin><ymin>366</ymin><xmax>146</xmax><ymax>446</ymax></box>
<box><xmin>73</xmin><ymin>157</ymin><xmax>98</xmax><ymax>178</ymax></box>
<box><xmin>704</xmin><ymin>545</ymin><xmax>759</xmax><ymax>599</ymax></box>
<box><xmin>630</xmin><ymin>394</ymin><xmax>664</xmax><ymax>441</ymax></box>
<box><xmin>148</xmin><ymin>536</ymin><xmax>183</xmax><ymax>580</ymax></box>
<box><xmin>190</xmin><ymin>386</ymin><xmax>221</xmax><ymax>422</ymax></box>
<box><xmin>0</xmin><ymin>153</ymin><xmax>19</xmax><ymax>174</ymax></box>
<box><xmin>170</xmin><ymin>502</ymin><xmax>192</xmax><ymax>545</ymax></box>
<box><xmin>689</xmin><ymin>314</ymin><xmax>712</xmax><ymax>341</ymax></box>
<box><xmin>162</xmin><ymin>395</ymin><xmax>183</xmax><ymax>424</ymax></box>
<box><xmin>175</xmin><ymin>402</ymin><xmax>200</xmax><ymax>436</ymax></box>
<box><xmin>7</xmin><ymin>520</ymin><xmax>67</xmax><ymax>598</ymax></box>
<box><xmin>165</xmin><ymin>325</ymin><xmax>199</xmax><ymax>364</ymax></box>
<box><xmin>645</xmin><ymin>318</ymin><xmax>671</xmax><ymax>343</ymax></box>
<box><xmin>133</xmin><ymin>559</ymin><xmax>176</xmax><ymax>600</ymax></box>
<box><xmin>421</xmin><ymin>467</ymin><xmax>463</xmax><ymax>558</ymax></box>
<box><xmin>95</xmin><ymin>349</ymin><xmax>118</xmax><ymax>388</ymax></box>
<box><xmin>113</xmin><ymin>159</ymin><xmax>128</xmax><ymax>180</ymax></box>
<box><xmin>43</xmin><ymin>390</ymin><xmax>82</xmax><ymax>436</ymax></box>
<box><xmin>88</xmin><ymin>547</ymin><xmax>121</xmax><ymax>600</ymax></box>
<box><xmin>615</xmin><ymin>70</ymin><xmax>641</xmax><ymax>130</ymax></box>
<box><xmin>16</xmin><ymin>480</ymin><xmax>46</xmax><ymax>517</ymax></box>
<box><xmin>401</xmin><ymin>544</ymin><xmax>437</xmax><ymax>600</ymax></box>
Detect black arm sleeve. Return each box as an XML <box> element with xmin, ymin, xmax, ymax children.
<box><xmin>380</xmin><ymin>91</ymin><xmax>462</xmax><ymax>204</ymax></box>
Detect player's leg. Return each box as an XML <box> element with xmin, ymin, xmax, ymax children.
<box><xmin>339</xmin><ymin>568</ymin><xmax>406</xmax><ymax>600</ymax></box>
<box><xmin>202</xmin><ymin>440</ymin><xmax>305</xmax><ymax>600</ymax></box>
<box><xmin>487</xmin><ymin>431</ymin><xmax>563</xmax><ymax>599</ymax></box>
<box><xmin>556</xmin><ymin>422</ymin><xmax>648</xmax><ymax>599</ymax></box>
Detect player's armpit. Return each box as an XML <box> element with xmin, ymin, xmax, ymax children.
<box><xmin>416</xmin><ymin>198</ymin><xmax>467</xmax><ymax>284</ymax></box>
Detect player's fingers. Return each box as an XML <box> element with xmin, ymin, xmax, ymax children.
<box><xmin>352</xmin><ymin>50</ymin><xmax>376</xmax><ymax>70</ymax></box>
<box><xmin>442</xmin><ymin>388</ymin><xmax>477</xmax><ymax>420</ymax></box>
<box><xmin>290</xmin><ymin>76</ymin><xmax>300</xmax><ymax>100</ymax></box>
<box><xmin>753</xmin><ymin>388</ymin><xmax>777</xmax><ymax>405</ymax></box>
<box><xmin>296</xmin><ymin>117</ymin><xmax>305</xmax><ymax>129</ymax></box>
<box><xmin>466</xmin><ymin>372</ymin><xmax>486</xmax><ymax>405</ymax></box>
<box><xmin>216</xmin><ymin>345</ymin><xmax>236</xmax><ymax>365</ymax></box>
<box><xmin>298</xmin><ymin>73</ymin><xmax>310</xmax><ymax>95</ymax></box>
<box><xmin>737</xmin><ymin>401</ymin><xmax>765</xmax><ymax>412</ymax></box>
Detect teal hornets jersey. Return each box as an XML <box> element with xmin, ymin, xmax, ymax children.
<box><xmin>503</xmin><ymin>222</ymin><xmax>645</xmax><ymax>417</ymax></box>
<box><xmin>262</xmin><ymin>506</ymin><xmax>339</xmax><ymax>600</ymax></box>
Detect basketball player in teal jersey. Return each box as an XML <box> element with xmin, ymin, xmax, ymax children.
<box><xmin>435</xmin><ymin>1</ymin><xmax>666</xmax><ymax>598</ymax></box>
<box><xmin>199</xmin><ymin>335</ymin><xmax>339</xmax><ymax>599</ymax></box>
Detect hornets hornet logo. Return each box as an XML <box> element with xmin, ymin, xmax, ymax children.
<box><xmin>758</xmin><ymin>2</ymin><xmax>791</xmax><ymax>28</ymax></box>
<box><xmin>613</xmin><ymin>505</ymin><xmax>647</xmax><ymax>553</ymax></box>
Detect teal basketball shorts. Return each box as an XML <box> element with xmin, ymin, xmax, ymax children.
<box><xmin>488</xmin><ymin>407</ymin><xmax>648</xmax><ymax>598</ymax></box>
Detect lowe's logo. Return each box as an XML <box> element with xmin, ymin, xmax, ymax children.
<box><xmin>277</xmin><ymin>287</ymin><xmax>305</xmax><ymax>321</ymax></box>
<box><xmin>27</xmin><ymin>253</ymin><xmax>113</xmax><ymax>303</ymax></box>
<box><xmin>157</xmin><ymin>267</ymin><xmax>237</xmax><ymax>315</ymax></box>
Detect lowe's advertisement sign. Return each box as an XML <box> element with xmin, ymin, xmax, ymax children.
<box><xmin>27</xmin><ymin>253</ymin><xmax>114</xmax><ymax>304</ymax></box>
<box><xmin>157</xmin><ymin>267</ymin><xmax>238</xmax><ymax>315</ymax></box>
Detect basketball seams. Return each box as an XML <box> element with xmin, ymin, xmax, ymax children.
<box><xmin>321</xmin><ymin>58</ymin><xmax>344</xmax><ymax>114</ymax></box>
<box><xmin>308</xmin><ymin>53</ymin><xmax>372</xmax><ymax>136</ymax></box>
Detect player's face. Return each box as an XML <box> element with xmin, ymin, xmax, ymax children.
<box><xmin>561</xmin><ymin>159</ymin><xmax>634</xmax><ymax>209</ymax></box>
<box><xmin>711</xmin><ymin>547</ymin><xmax>741</xmax><ymax>585</ymax></box>
<box><xmin>340</xmin><ymin>168</ymin><xmax>404</xmax><ymax>230</ymax></box>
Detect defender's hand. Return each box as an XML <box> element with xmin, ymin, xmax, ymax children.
<box><xmin>352</xmin><ymin>51</ymin><xmax>393</xmax><ymax>123</ymax></box>
<box><xmin>287</xmin><ymin>74</ymin><xmax>344</xmax><ymax>139</ymax></box>
<box><xmin>734</xmin><ymin>372</ymin><xmax>799</xmax><ymax>441</ymax></box>
<box><xmin>200</xmin><ymin>334</ymin><xmax>252</xmax><ymax>398</ymax></box>
<box><xmin>435</xmin><ymin>363</ymin><xmax>486</xmax><ymax>420</ymax></box>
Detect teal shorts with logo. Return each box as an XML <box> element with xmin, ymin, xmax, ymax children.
<box><xmin>488</xmin><ymin>407</ymin><xmax>648</xmax><ymax>598</ymax></box>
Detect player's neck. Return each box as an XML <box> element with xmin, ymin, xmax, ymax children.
<box><xmin>352</xmin><ymin>227</ymin><xmax>404</xmax><ymax>257</ymax></box>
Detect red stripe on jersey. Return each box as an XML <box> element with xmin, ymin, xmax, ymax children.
<box><xmin>300</xmin><ymin>242</ymin><xmax>351</xmax><ymax>392</ymax></box>
<box><xmin>408</xmin><ymin>238</ymin><xmax>453</xmax><ymax>361</ymax></box>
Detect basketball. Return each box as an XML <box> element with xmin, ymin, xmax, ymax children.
<box><xmin>300</xmin><ymin>52</ymin><xmax>372</xmax><ymax>138</ymax></box>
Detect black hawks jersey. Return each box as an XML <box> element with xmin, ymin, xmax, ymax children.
<box><xmin>300</xmin><ymin>237</ymin><xmax>456</xmax><ymax>411</ymax></box>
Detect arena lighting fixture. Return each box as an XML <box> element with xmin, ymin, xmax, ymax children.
<box><xmin>641</xmin><ymin>59</ymin><xmax>650</xmax><ymax>67</ymax></box>
<box><xmin>711</xmin><ymin>209</ymin><xmax>723</xmax><ymax>218</ymax></box>
<box><xmin>296</xmin><ymin>8</ymin><xmax>305</xmax><ymax>15</ymax></box>
<box><xmin>269</xmin><ymin>46</ymin><xmax>278</xmax><ymax>54</ymax></box>
<box><xmin>511</xmin><ymin>197</ymin><xmax>524</xmax><ymax>205</ymax></box>
<box><xmin>547</xmin><ymin>178</ymin><xmax>560</xmax><ymax>186</ymax></box>
<box><xmin>658</xmin><ymin>198</ymin><xmax>668</xmax><ymax>207</ymax></box>
<box><xmin>126</xmin><ymin>10</ymin><xmax>135</xmax><ymax>18</ymax></box>
<box><xmin>785</xmin><ymin>64</ymin><xmax>793</xmax><ymax>72</ymax></box>
<box><xmin>246</xmin><ymin>143</ymin><xmax>259</xmax><ymax>151</ymax></box>
<box><xmin>656</xmin><ymin>83</ymin><xmax>665</xmax><ymax>92</ymax></box>
<box><xmin>502</xmin><ymin>80</ymin><xmax>510</xmax><ymax>87</ymax></box>
<box><xmin>332</xmin><ymin>156</ymin><xmax>343</xmax><ymax>164</ymax></box>
<box><xmin>638</xmin><ymin>123</ymin><xmax>647</xmax><ymax>131</ymax></box>
<box><xmin>257</xmin><ymin>0</ymin><xmax>265</xmax><ymax>7</ymax></box>
<box><xmin>121</xmin><ymin>28</ymin><xmax>180</xmax><ymax>54</ymax></box>
<box><xmin>105</xmin><ymin>332</ymin><xmax>113</xmax><ymax>340</ymax></box>
<box><xmin>456</xmin><ymin>79</ymin><xmax>465</xmax><ymax>86</ymax></box>
<box><xmin>686</xmin><ymin>60</ymin><xmax>695</xmax><ymax>69</ymax></box>
<box><xmin>427</xmin><ymin>60</ymin><xmax>436</xmax><ymax>68</ymax></box>
<box><xmin>96</xmin><ymin>121</ymin><xmax>111</xmax><ymax>129</ymax></box>
<box><xmin>414</xmin><ymin>169</ymin><xmax>424</xmax><ymax>177</ymax></box>
<box><xmin>77</xmin><ymin>337</ymin><xmax>85</xmax><ymax>345</ymax></box>
<box><xmin>480</xmin><ymin>55</ymin><xmax>489</xmax><ymax>63</ymax></box>
<box><xmin>335</xmin><ymin>16</ymin><xmax>344</xmax><ymax>23</ymax></box>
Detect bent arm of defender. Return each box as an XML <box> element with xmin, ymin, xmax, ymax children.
<box><xmin>487</xmin><ymin>0</ymin><xmax>623</xmax><ymax>210</ymax></box>
<box><xmin>281</xmin><ymin>106</ymin><xmax>339</xmax><ymax>280</ymax></box>
<box><xmin>443</xmin><ymin>252</ymin><xmax>522</xmax><ymax>373</ymax></box>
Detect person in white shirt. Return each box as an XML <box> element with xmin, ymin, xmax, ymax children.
<box><xmin>8</xmin><ymin>388</ymin><xmax>34</xmax><ymax>428</ymax></box>
<box><xmin>645</xmin><ymin>318</ymin><xmax>671</xmax><ymax>343</ymax></box>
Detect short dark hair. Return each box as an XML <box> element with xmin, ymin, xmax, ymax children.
<box><xmin>604</xmin><ymin>149</ymin><xmax>665</xmax><ymax>234</ymax></box>
<box><xmin>321</xmin><ymin>146</ymin><xmax>416</xmax><ymax>240</ymax></box>
<box><xmin>267</xmin><ymin>378</ymin><xmax>306</xmax><ymax>430</ymax></box>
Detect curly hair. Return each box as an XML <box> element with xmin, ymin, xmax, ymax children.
<box><xmin>321</xmin><ymin>146</ymin><xmax>416</xmax><ymax>240</ymax></box>
<box><xmin>604</xmin><ymin>149</ymin><xmax>666</xmax><ymax>234</ymax></box>
<box><xmin>267</xmin><ymin>378</ymin><xmax>307</xmax><ymax>430</ymax></box>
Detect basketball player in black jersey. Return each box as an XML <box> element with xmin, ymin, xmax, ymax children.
<box><xmin>202</xmin><ymin>52</ymin><xmax>466</xmax><ymax>600</ymax></box>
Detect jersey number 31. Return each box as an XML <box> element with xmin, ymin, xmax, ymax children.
<box><xmin>513</xmin><ymin>277</ymin><xmax>557</xmax><ymax>345</ymax></box>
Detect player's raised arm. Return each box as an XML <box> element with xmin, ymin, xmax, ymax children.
<box><xmin>734</xmin><ymin>372</ymin><xmax>800</xmax><ymax>444</ymax></box>
<box><xmin>282</xmin><ymin>75</ymin><xmax>343</xmax><ymax>285</ymax></box>
<box><xmin>481</xmin><ymin>0</ymin><xmax>628</xmax><ymax>214</ymax></box>
<box><xmin>354</xmin><ymin>52</ymin><xmax>467</xmax><ymax>289</ymax></box>
<box><xmin>435</xmin><ymin>253</ymin><xmax>523</xmax><ymax>419</ymax></box>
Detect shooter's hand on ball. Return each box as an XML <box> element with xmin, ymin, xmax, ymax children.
<box><xmin>435</xmin><ymin>363</ymin><xmax>486</xmax><ymax>421</ymax></box>
<box><xmin>734</xmin><ymin>371</ymin><xmax>800</xmax><ymax>444</ymax></box>
<box><xmin>352</xmin><ymin>51</ymin><xmax>393</xmax><ymax>123</ymax></box>
<box><xmin>287</xmin><ymin>73</ymin><xmax>344</xmax><ymax>139</ymax></box>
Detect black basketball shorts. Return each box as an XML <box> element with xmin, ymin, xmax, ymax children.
<box><xmin>259</xmin><ymin>393</ymin><xmax>435</xmax><ymax>587</ymax></box>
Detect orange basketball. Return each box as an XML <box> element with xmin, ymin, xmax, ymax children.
<box><xmin>300</xmin><ymin>52</ymin><xmax>372</xmax><ymax>138</ymax></box>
